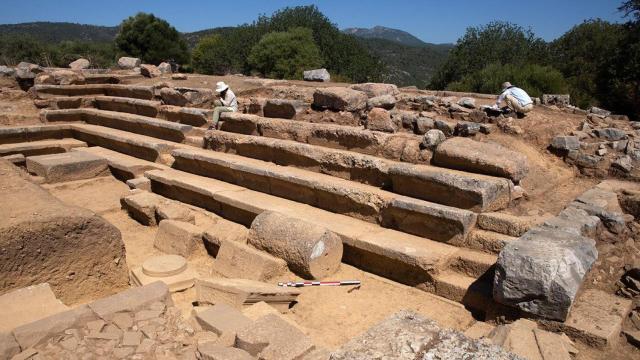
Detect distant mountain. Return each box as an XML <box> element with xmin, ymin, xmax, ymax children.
<box><xmin>0</xmin><ymin>22</ymin><xmax>118</xmax><ymax>43</ymax></box>
<box><xmin>343</xmin><ymin>26</ymin><xmax>428</xmax><ymax>47</ymax></box>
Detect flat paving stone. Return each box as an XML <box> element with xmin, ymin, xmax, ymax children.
<box><xmin>26</xmin><ymin>151</ymin><xmax>109</xmax><ymax>183</ymax></box>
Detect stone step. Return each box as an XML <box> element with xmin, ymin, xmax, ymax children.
<box><xmin>42</xmin><ymin>108</ymin><xmax>197</xmax><ymax>143</ymax></box>
<box><xmin>71</xmin><ymin>146</ymin><xmax>168</xmax><ymax>180</ymax></box>
<box><xmin>477</xmin><ymin>212</ymin><xmax>542</xmax><ymax>237</ymax></box>
<box><xmin>205</xmin><ymin>131</ymin><xmax>512</xmax><ymax>212</ymax></box>
<box><xmin>70</xmin><ymin>124</ymin><xmax>184</xmax><ymax>163</ymax></box>
<box><xmin>218</xmin><ymin>112</ymin><xmax>431</xmax><ymax>164</ymax></box>
<box><xmin>448</xmin><ymin>248</ymin><xmax>496</xmax><ymax>278</ymax></box>
<box><xmin>142</xmin><ymin>168</ymin><xmax>472</xmax><ymax>288</ymax></box>
<box><xmin>430</xmin><ymin>270</ymin><xmax>493</xmax><ymax>308</ymax></box>
<box><xmin>159</xmin><ymin>105</ymin><xmax>213</xmax><ymax>127</ymax></box>
<box><xmin>171</xmin><ymin>147</ymin><xmax>476</xmax><ymax>242</ymax></box>
<box><xmin>463</xmin><ymin>229</ymin><xmax>516</xmax><ymax>254</ymax></box>
<box><xmin>0</xmin><ymin>138</ymin><xmax>87</xmax><ymax>157</ymax></box>
<box><xmin>31</xmin><ymin>84</ymin><xmax>154</xmax><ymax>100</ymax></box>
<box><xmin>0</xmin><ymin>125</ymin><xmax>73</xmax><ymax>145</ymax></box>
<box><xmin>94</xmin><ymin>96</ymin><xmax>161</xmax><ymax>118</ymax></box>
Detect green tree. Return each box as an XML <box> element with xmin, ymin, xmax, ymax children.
<box><xmin>430</xmin><ymin>21</ymin><xmax>549</xmax><ymax>89</ymax></box>
<box><xmin>248</xmin><ymin>27</ymin><xmax>322</xmax><ymax>79</ymax></box>
<box><xmin>191</xmin><ymin>34</ymin><xmax>234</xmax><ymax>75</ymax></box>
<box><xmin>115</xmin><ymin>13</ymin><xmax>189</xmax><ymax>64</ymax></box>
<box><xmin>448</xmin><ymin>63</ymin><xmax>569</xmax><ymax>98</ymax></box>
<box><xmin>550</xmin><ymin>19</ymin><xmax>623</xmax><ymax>108</ymax></box>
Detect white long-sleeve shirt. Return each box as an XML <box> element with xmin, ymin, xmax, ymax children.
<box><xmin>220</xmin><ymin>89</ymin><xmax>238</xmax><ymax>111</ymax></box>
<box><xmin>497</xmin><ymin>87</ymin><xmax>532</xmax><ymax>107</ymax></box>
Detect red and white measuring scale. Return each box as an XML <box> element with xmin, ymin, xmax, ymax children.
<box><xmin>277</xmin><ymin>280</ymin><xmax>361</xmax><ymax>288</ymax></box>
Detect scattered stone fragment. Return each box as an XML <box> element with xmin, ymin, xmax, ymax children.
<box><xmin>589</xmin><ymin>106</ymin><xmax>611</xmax><ymax>117</ymax></box>
<box><xmin>69</xmin><ymin>58</ymin><xmax>90</xmax><ymax>70</ymax></box>
<box><xmin>455</xmin><ymin>121</ymin><xmax>481</xmax><ymax>136</ymax></box>
<box><xmin>158</xmin><ymin>62</ymin><xmax>172</xmax><ymax>74</ymax></box>
<box><xmin>171</xmin><ymin>73</ymin><xmax>187</xmax><ymax>80</ymax></box>
<box><xmin>121</xmin><ymin>191</ymin><xmax>167</xmax><ymax>226</ymax></box>
<box><xmin>112</xmin><ymin>312</ymin><xmax>134</xmax><ymax>330</ymax></box>
<box><xmin>458</xmin><ymin>97</ymin><xmax>476</xmax><ymax>109</ymax></box>
<box><xmin>366</xmin><ymin>108</ymin><xmax>396</xmax><ymax>133</ymax></box>
<box><xmin>612</xmin><ymin>155</ymin><xmax>633</xmax><ymax>173</ymax></box>
<box><xmin>434</xmin><ymin>119</ymin><xmax>455</xmax><ymax>136</ymax></box>
<box><xmin>313</xmin><ymin>87</ymin><xmax>367</xmax><ymax>112</ymax></box>
<box><xmin>367</xmin><ymin>94</ymin><xmax>396</xmax><ymax>110</ymax></box>
<box><xmin>140</xmin><ymin>64</ymin><xmax>161</xmax><ymax>78</ymax></box>
<box><xmin>88</xmin><ymin>282</ymin><xmax>172</xmax><ymax>320</ymax></box>
<box><xmin>198</xmin><ymin>342</ymin><xmax>254</xmax><ymax>360</ymax></box>
<box><xmin>350</xmin><ymin>83</ymin><xmax>399</xmax><ymax>98</ymax></box>
<box><xmin>235</xmin><ymin>314</ymin><xmax>315</xmax><ymax>360</ymax></box>
<box><xmin>122</xmin><ymin>331</ymin><xmax>143</xmax><ymax>347</ymax></box>
<box><xmin>118</xmin><ymin>57</ymin><xmax>141</xmax><ymax>69</ymax></box>
<box><xmin>213</xmin><ymin>240</ymin><xmax>288</xmax><ymax>281</ymax></box>
<box><xmin>594</xmin><ymin>127</ymin><xmax>626</xmax><ymax>141</ymax></box>
<box><xmin>154</xmin><ymin>219</ymin><xmax>204</xmax><ymax>258</ymax></box>
<box><xmin>126</xmin><ymin>177</ymin><xmax>151</xmax><ymax>191</ymax></box>
<box><xmin>303</xmin><ymin>68</ymin><xmax>330</xmax><ymax>82</ymax></box>
<box><xmin>550</xmin><ymin>136</ymin><xmax>580</xmax><ymax>152</ymax></box>
<box><xmin>194</xmin><ymin>303</ymin><xmax>253</xmax><ymax>344</ymax></box>
<box><xmin>263</xmin><ymin>99</ymin><xmax>306</xmax><ymax>119</ymax></box>
<box><xmin>421</xmin><ymin>129</ymin><xmax>446</xmax><ymax>150</ymax></box>
<box><xmin>136</xmin><ymin>338</ymin><xmax>155</xmax><ymax>354</ymax></box>
<box><xmin>156</xmin><ymin>202</ymin><xmax>196</xmax><ymax>224</ymax></box>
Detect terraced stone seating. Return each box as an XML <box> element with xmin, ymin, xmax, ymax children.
<box><xmin>0</xmin><ymin>83</ymin><xmax>544</xmax><ymax>316</ymax></box>
<box><xmin>31</xmin><ymin>84</ymin><xmax>154</xmax><ymax>100</ymax></box>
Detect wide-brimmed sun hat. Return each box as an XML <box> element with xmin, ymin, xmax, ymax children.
<box><xmin>215</xmin><ymin>81</ymin><xmax>229</xmax><ymax>93</ymax></box>
<box><xmin>502</xmin><ymin>81</ymin><xmax>513</xmax><ymax>90</ymax></box>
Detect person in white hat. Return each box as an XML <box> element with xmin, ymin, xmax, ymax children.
<box><xmin>209</xmin><ymin>81</ymin><xmax>237</xmax><ymax>129</ymax></box>
<box><xmin>493</xmin><ymin>81</ymin><xmax>533</xmax><ymax>118</ymax></box>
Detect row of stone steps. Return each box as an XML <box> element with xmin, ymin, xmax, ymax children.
<box><xmin>32</xmin><ymin>84</ymin><xmax>154</xmax><ymax>100</ymax></box>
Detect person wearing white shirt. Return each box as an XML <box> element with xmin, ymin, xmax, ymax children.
<box><xmin>493</xmin><ymin>82</ymin><xmax>534</xmax><ymax>118</ymax></box>
<box><xmin>209</xmin><ymin>81</ymin><xmax>238</xmax><ymax>130</ymax></box>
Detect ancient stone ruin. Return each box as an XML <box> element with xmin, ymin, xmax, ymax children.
<box><xmin>0</xmin><ymin>61</ymin><xmax>639</xmax><ymax>359</ymax></box>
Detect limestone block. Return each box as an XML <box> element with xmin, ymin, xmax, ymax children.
<box><xmin>26</xmin><ymin>151</ymin><xmax>109</xmax><ymax>183</ymax></box>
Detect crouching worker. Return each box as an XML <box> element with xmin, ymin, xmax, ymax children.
<box><xmin>493</xmin><ymin>82</ymin><xmax>533</xmax><ymax>118</ymax></box>
<box><xmin>209</xmin><ymin>81</ymin><xmax>237</xmax><ymax>130</ymax></box>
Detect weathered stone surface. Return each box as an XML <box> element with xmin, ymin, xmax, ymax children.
<box><xmin>158</xmin><ymin>62</ymin><xmax>172</xmax><ymax>74</ymax></box>
<box><xmin>458</xmin><ymin>97</ymin><xmax>476</xmax><ymax>109</ymax></box>
<box><xmin>214</xmin><ymin>240</ymin><xmax>287</xmax><ymax>281</ymax></box>
<box><xmin>156</xmin><ymin>202</ymin><xmax>195</xmax><ymax>224</ymax></box>
<box><xmin>12</xmin><ymin>305</ymin><xmax>97</xmax><ymax>349</ymax></box>
<box><xmin>477</xmin><ymin>212</ymin><xmax>538</xmax><ymax>237</ymax></box>
<box><xmin>195</xmin><ymin>303</ymin><xmax>253</xmax><ymax>336</ymax></box>
<box><xmin>493</xmin><ymin>227</ymin><xmax>598</xmax><ymax>321</ymax></box>
<box><xmin>131</xmin><ymin>255</ymin><xmax>196</xmax><ymax>292</ymax></box>
<box><xmin>263</xmin><ymin>99</ymin><xmax>306</xmax><ymax>119</ymax></box>
<box><xmin>198</xmin><ymin>342</ymin><xmax>254</xmax><ymax>360</ymax></box>
<box><xmin>126</xmin><ymin>177</ymin><xmax>151</xmax><ymax>191</ymax></box>
<box><xmin>455</xmin><ymin>121</ymin><xmax>481</xmax><ymax>137</ymax></box>
<box><xmin>389</xmin><ymin>163</ymin><xmax>512</xmax><ymax>212</ymax></box>
<box><xmin>69</xmin><ymin>58</ymin><xmax>90</xmax><ymax>70</ymax></box>
<box><xmin>619</xmin><ymin>190</ymin><xmax>640</xmax><ymax>219</ymax></box>
<box><xmin>367</xmin><ymin>94</ymin><xmax>396</xmax><ymax>110</ymax></box>
<box><xmin>564</xmin><ymin>289</ymin><xmax>633</xmax><ymax>348</ymax></box>
<box><xmin>202</xmin><ymin>220</ymin><xmax>248</xmax><ymax>251</ymax></box>
<box><xmin>88</xmin><ymin>281</ymin><xmax>172</xmax><ymax>320</ymax></box>
<box><xmin>171</xmin><ymin>73</ymin><xmax>187</xmax><ymax>80</ymax></box>
<box><xmin>543</xmin><ymin>207</ymin><xmax>601</xmax><ymax>237</ymax></box>
<box><xmin>434</xmin><ymin>119</ymin><xmax>455</xmax><ymax>136</ymax></box>
<box><xmin>594</xmin><ymin>127</ymin><xmax>626</xmax><ymax>141</ymax></box>
<box><xmin>154</xmin><ymin>219</ymin><xmax>203</xmax><ymax>258</ymax></box>
<box><xmin>313</xmin><ymin>87</ymin><xmax>367</xmax><ymax>112</ymax></box>
<box><xmin>140</xmin><ymin>64</ymin><xmax>161</xmax><ymax>78</ymax></box>
<box><xmin>235</xmin><ymin>314</ymin><xmax>315</xmax><ymax>360</ymax></box>
<box><xmin>0</xmin><ymin>283</ymin><xmax>69</xmax><ymax>334</ymax></box>
<box><xmin>303</xmin><ymin>68</ymin><xmax>330</xmax><ymax>82</ymax></box>
<box><xmin>0</xmin><ymin>65</ymin><xmax>15</xmax><ymax>77</ymax></box>
<box><xmin>26</xmin><ymin>151</ymin><xmax>109</xmax><ymax>183</ymax></box>
<box><xmin>433</xmin><ymin>137</ymin><xmax>529</xmax><ymax>182</ymax></box>
<box><xmin>589</xmin><ymin>106</ymin><xmax>611</xmax><ymax>117</ymax></box>
<box><xmin>550</xmin><ymin>136</ymin><xmax>580</xmax><ymax>151</ymax></box>
<box><xmin>350</xmin><ymin>83</ymin><xmax>399</xmax><ymax>98</ymax></box>
<box><xmin>0</xmin><ymin>331</ymin><xmax>19</xmax><ymax>359</ymax></box>
<box><xmin>612</xmin><ymin>155</ymin><xmax>633</xmax><ymax>173</ymax></box>
<box><xmin>118</xmin><ymin>57</ymin><xmax>141</xmax><ymax>69</ymax></box>
<box><xmin>332</xmin><ymin>310</ymin><xmax>518</xmax><ymax>360</ymax></box>
<box><xmin>0</xmin><ymin>159</ymin><xmax>127</xmax><ymax>304</ymax></box>
<box><xmin>120</xmin><ymin>191</ymin><xmax>167</xmax><ymax>226</ymax></box>
<box><xmin>195</xmin><ymin>278</ymin><xmax>300</xmax><ymax>311</ymax></box>
<box><xmin>248</xmin><ymin>211</ymin><xmax>343</xmax><ymax>279</ymax></box>
<box><xmin>421</xmin><ymin>129</ymin><xmax>446</xmax><ymax>150</ymax></box>
<box><xmin>366</xmin><ymin>108</ymin><xmax>396</xmax><ymax>133</ymax></box>
<box><xmin>542</xmin><ymin>94</ymin><xmax>570</xmax><ymax>107</ymax></box>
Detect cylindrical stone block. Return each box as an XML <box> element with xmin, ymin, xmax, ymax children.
<box><xmin>248</xmin><ymin>211</ymin><xmax>343</xmax><ymax>279</ymax></box>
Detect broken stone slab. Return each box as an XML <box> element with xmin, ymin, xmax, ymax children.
<box><xmin>195</xmin><ymin>278</ymin><xmax>300</xmax><ymax>312</ymax></box>
<box><xmin>140</xmin><ymin>64</ymin><xmax>161</xmax><ymax>78</ymax></box>
<box><xmin>126</xmin><ymin>177</ymin><xmax>151</xmax><ymax>191</ymax></box>
<box><xmin>213</xmin><ymin>240</ymin><xmax>288</xmax><ymax>281</ymax></box>
<box><xmin>493</xmin><ymin>227</ymin><xmax>598</xmax><ymax>321</ymax></box>
<box><xmin>26</xmin><ymin>151</ymin><xmax>110</xmax><ymax>183</ymax></box>
<box><xmin>0</xmin><ymin>159</ymin><xmax>128</xmax><ymax>304</ymax></box>
<box><xmin>202</xmin><ymin>219</ymin><xmax>249</xmax><ymax>253</ymax></box>
<box><xmin>235</xmin><ymin>313</ymin><xmax>315</xmax><ymax>360</ymax></box>
<box><xmin>312</xmin><ymin>87</ymin><xmax>367</xmax><ymax>112</ymax></box>
<box><xmin>433</xmin><ymin>137</ymin><xmax>529</xmax><ymax>182</ymax></box>
<box><xmin>303</xmin><ymin>68</ymin><xmax>330</xmax><ymax>82</ymax></box>
<box><xmin>197</xmin><ymin>342</ymin><xmax>254</xmax><ymax>360</ymax></box>
<box><xmin>594</xmin><ymin>127</ymin><xmax>626</xmax><ymax>141</ymax></box>
<box><xmin>154</xmin><ymin>219</ymin><xmax>204</xmax><ymax>258</ymax></box>
<box><xmin>88</xmin><ymin>281</ymin><xmax>172</xmax><ymax>320</ymax></box>
<box><xmin>12</xmin><ymin>304</ymin><xmax>98</xmax><ymax>349</ymax></box>
<box><xmin>542</xmin><ymin>207</ymin><xmax>601</xmax><ymax>237</ymax></box>
<box><xmin>0</xmin><ymin>138</ymin><xmax>88</xmax><ymax>157</ymax></box>
<box><xmin>194</xmin><ymin>303</ymin><xmax>253</xmax><ymax>341</ymax></box>
<box><xmin>367</xmin><ymin>94</ymin><xmax>396</xmax><ymax>110</ymax></box>
<box><xmin>0</xmin><ymin>283</ymin><xmax>69</xmax><ymax>334</ymax></box>
<box><xmin>568</xmin><ymin>201</ymin><xmax>626</xmax><ymax>234</ymax></box>
<box><xmin>248</xmin><ymin>211</ymin><xmax>343</xmax><ymax>279</ymax></box>
<box><xmin>331</xmin><ymin>310</ymin><xmax>518</xmax><ymax>360</ymax></box>
<box><xmin>120</xmin><ymin>191</ymin><xmax>168</xmax><ymax>226</ymax></box>
<box><xmin>562</xmin><ymin>289</ymin><xmax>633</xmax><ymax>348</ymax></box>
<box><xmin>263</xmin><ymin>99</ymin><xmax>307</xmax><ymax>119</ymax></box>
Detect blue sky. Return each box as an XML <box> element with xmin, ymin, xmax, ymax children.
<box><xmin>0</xmin><ymin>0</ymin><xmax>627</xmax><ymax>43</ymax></box>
